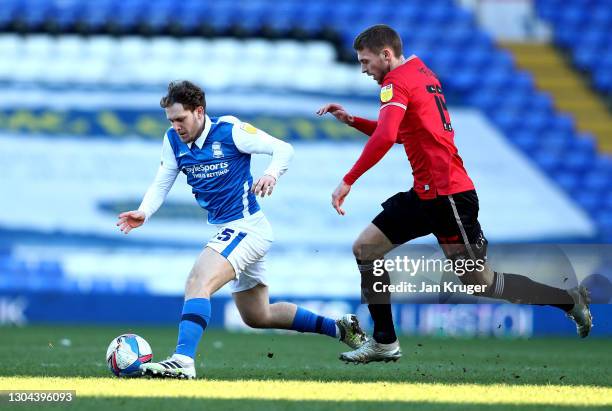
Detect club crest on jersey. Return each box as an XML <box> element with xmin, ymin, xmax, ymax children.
<box><xmin>212</xmin><ymin>142</ymin><xmax>224</xmax><ymax>158</ymax></box>
<box><xmin>240</xmin><ymin>122</ymin><xmax>258</xmax><ymax>134</ymax></box>
<box><xmin>380</xmin><ymin>84</ymin><xmax>394</xmax><ymax>103</ymax></box>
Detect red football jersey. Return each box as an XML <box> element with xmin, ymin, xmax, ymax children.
<box><xmin>345</xmin><ymin>56</ymin><xmax>475</xmax><ymax>199</ymax></box>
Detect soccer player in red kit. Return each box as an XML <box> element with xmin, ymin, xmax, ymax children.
<box><xmin>317</xmin><ymin>25</ymin><xmax>592</xmax><ymax>363</ymax></box>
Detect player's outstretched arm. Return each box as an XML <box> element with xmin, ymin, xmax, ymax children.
<box><xmin>330</xmin><ymin>105</ymin><xmax>405</xmax><ymax>216</ymax></box>
<box><xmin>317</xmin><ymin>103</ymin><xmax>378</xmax><ymax>136</ymax></box>
<box><xmin>316</xmin><ymin>103</ymin><xmax>354</xmax><ymax>124</ymax></box>
<box><xmin>116</xmin><ymin>135</ymin><xmax>179</xmax><ymax>235</ymax></box>
<box><xmin>343</xmin><ymin>105</ymin><xmax>405</xmax><ymax>186</ymax></box>
<box><xmin>116</xmin><ymin>210</ymin><xmax>146</xmax><ymax>234</ymax></box>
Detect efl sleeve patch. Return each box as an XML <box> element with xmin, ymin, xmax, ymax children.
<box><xmin>380</xmin><ymin>84</ymin><xmax>394</xmax><ymax>103</ymax></box>
<box><xmin>240</xmin><ymin>122</ymin><xmax>258</xmax><ymax>134</ymax></box>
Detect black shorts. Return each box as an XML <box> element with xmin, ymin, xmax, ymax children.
<box><xmin>372</xmin><ymin>189</ymin><xmax>484</xmax><ymax>247</ymax></box>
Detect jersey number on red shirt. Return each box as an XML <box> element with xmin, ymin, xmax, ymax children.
<box><xmin>426</xmin><ymin>84</ymin><xmax>453</xmax><ymax>132</ymax></box>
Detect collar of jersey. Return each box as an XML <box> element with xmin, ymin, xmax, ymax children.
<box><xmin>187</xmin><ymin>114</ymin><xmax>212</xmax><ymax>150</ymax></box>
<box><xmin>384</xmin><ymin>54</ymin><xmax>418</xmax><ymax>82</ymax></box>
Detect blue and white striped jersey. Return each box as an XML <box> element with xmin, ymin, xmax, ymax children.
<box><xmin>138</xmin><ymin>114</ymin><xmax>293</xmax><ymax>225</ymax></box>
<box><xmin>166</xmin><ymin>116</ymin><xmax>259</xmax><ymax>224</ymax></box>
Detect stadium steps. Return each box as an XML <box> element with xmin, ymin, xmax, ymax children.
<box><xmin>503</xmin><ymin>42</ymin><xmax>612</xmax><ymax>153</ymax></box>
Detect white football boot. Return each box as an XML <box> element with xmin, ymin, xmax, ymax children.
<box><xmin>140</xmin><ymin>355</ymin><xmax>196</xmax><ymax>379</ymax></box>
<box><xmin>336</xmin><ymin>314</ymin><xmax>368</xmax><ymax>349</ymax></box>
<box><xmin>339</xmin><ymin>339</ymin><xmax>402</xmax><ymax>364</ymax></box>
<box><xmin>567</xmin><ymin>285</ymin><xmax>593</xmax><ymax>338</ymax></box>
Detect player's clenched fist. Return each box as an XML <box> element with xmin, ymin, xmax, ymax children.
<box><xmin>116</xmin><ymin>210</ymin><xmax>146</xmax><ymax>234</ymax></box>
<box><xmin>316</xmin><ymin>103</ymin><xmax>354</xmax><ymax>125</ymax></box>
<box><xmin>251</xmin><ymin>175</ymin><xmax>277</xmax><ymax>198</ymax></box>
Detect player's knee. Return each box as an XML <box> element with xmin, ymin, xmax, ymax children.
<box><xmin>352</xmin><ymin>240</ymin><xmax>364</xmax><ymax>260</ymax></box>
<box><xmin>239</xmin><ymin>307</ymin><xmax>272</xmax><ymax>329</ymax></box>
<box><xmin>242</xmin><ymin>314</ymin><xmax>269</xmax><ymax>329</ymax></box>
<box><xmin>352</xmin><ymin>240</ymin><xmax>384</xmax><ymax>261</ymax></box>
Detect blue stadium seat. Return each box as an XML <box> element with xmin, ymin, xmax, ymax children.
<box><xmin>584</xmin><ymin>171</ymin><xmax>610</xmax><ymax>191</ymax></box>
<box><xmin>535</xmin><ymin>0</ymin><xmax>612</xmax><ymax>95</ymax></box>
<box><xmin>570</xmin><ymin>133</ymin><xmax>598</xmax><ymax>155</ymax></box>
<box><xmin>140</xmin><ymin>0</ymin><xmax>173</xmax><ymax>30</ymax></box>
<box><xmin>573</xmin><ymin>45</ymin><xmax>599</xmax><ymax>72</ymax></box>
<box><xmin>529</xmin><ymin>93</ymin><xmax>555</xmax><ymax>114</ymax></box>
<box><xmin>589</xmin><ymin>157</ymin><xmax>612</xmax><ymax>183</ymax></box>
<box><xmin>562</xmin><ymin>153</ymin><xmax>595</xmax><ymax>175</ymax></box>
<box><xmin>534</xmin><ymin>0</ymin><xmax>558</xmax><ymax>22</ymax></box>
<box><xmin>20</xmin><ymin>0</ymin><xmax>54</xmax><ymax>29</ymax></box>
<box><xmin>511</xmin><ymin>131</ymin><xmax>539</xmax><ymax>153</ymax></box>
<box><xmin>574</xmin><ymin>192</ymin><xmax>602</xmax><ymax>214</ymax></box>
<box><xmin>294</xmin><ymin>3</ymin><xmax>330</xmax><ymax>33</ymax></box>
<box><xmin>537</xmin><ymin>131</ymin><xmax>572</xmax><ymax>153</ymax></box>
<box><xmin>443</xmin><ymin>24</ymin><xmax>476</xmax><ymax>49</ymax></box>
<box><xmin>177</xmin><ymin>1</ymin><xmax>211</xmax><ymax>31</ymax></box>
<box><xmin>466</xmin><ymin>89</ymin><xmax>497</xmax><ymax>111</ymax></box>
<box><xmin>594</xmin><ymin>70</ymin><xmax>612</xmax><ymax>93</ymax></box>
<box><xmin>562</xmin><ymin>135</ymin><xmax>597</xmax><ymax>176</ymax></box>
<box><xmin>533</xmin><ymin>149</ymin><xmax>563</xmax><ymax>172</ymax></box>
<box><xmin>491</xmin><ymin>110</ymin><xmax>522</xmax><ymax>134</ymax></box>
<box><xmin>445</xmin><ymin>68</ymin><xmax>479</xmax><ymax>95</ymax></box>
<box><xmin>459</xmin><ymin>47</ymin><xmax>490</xmax><ymax>71</ymax></box>
<box><xmin>367</xmin><ymin>3</ymin><xmax>392</xmax><ymax>22</ymax></box>
<box><xmin>548</xmin><ymin>114</ymin><xmax>576</xmax><ymax>137</ymax></box>
<box><xmin>327</xmin><ymin>3</ymin><xmax>360</xmax><ymax>27</ymax></box>
<box><xmin>393</xmin><ymin>2</ymin><xmax>421</xmax><ymax>23</ymax></box>
<box><xmin>555</xmin><ymin>171</ymin><xmax>580</xmax><ymax>192</ymax></box>
<box><xmin>0</xmin><ymin>1</ymin><xmax>20</xmax><ymax>27</ymax></box>
<box><xmin>489</xmin><ymin>50</ymin><xmax>515</xmax><ymax>72</ymax></box>
<box><xmin>113</xmin><ymin>1</ymin><xmax>148</xmax><ymax>31</ymax></box>
<box><xmin>580</xmin><ymin>29</ymin><xmax>607</xmax><ymax>50</ymax></box>
<box><xmin>428</xmin><ymin>47</ymin><xmax>459</xmax><ymax>79</ymax></box>
<box><xmin>557</xmin><ymin>4</ymin><xmax>588</xmax><ymax>27</ymax></box>
<box><xmin>498</xmin><ymin>89</ymin><xmax>532</xmax><ymax>111</ymax></box>
<box><xmin>522</xmin><ymin>110</ymin><xmax>551</xmax><ymax>134</ymax></box>
<box><xmin>53</xmin><ymin>3</ymin><xmax>81</xmax><ymax>30</ymax></box>
<box><xmin>81</xmin><ymin>0</ymin><xmax>117</xmax><ymax>30</ymax></box>
<box><xmin>479</xmin><ymin>67</ymin><xmax>515</xmax><ymax>92</ymax></box>
<box><xmin>591</xmin><ymin>5</ymin><xmax>612</xmax><ymax>26</ymax></box>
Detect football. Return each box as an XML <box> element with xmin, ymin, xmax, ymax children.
<box><xmin>105</xmin><ymin>334</ymin><xmax>153</xmax><ymax>377</ymax></box>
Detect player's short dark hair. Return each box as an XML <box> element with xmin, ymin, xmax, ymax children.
<box><xmin>160</xmin><ymin>80</ymin><xmax>206</xmax><ymax>112</ymax></box>
<box><xmin>353</xmin><ymin>24</ymin><xmax>403</xmax><ymax>57</ymax></box>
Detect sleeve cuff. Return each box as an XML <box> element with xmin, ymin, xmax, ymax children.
<box><xmin>263</xmin><ymin>169</ymin><xmax>280</xmax><ymax>181</ymax></box>
<box><xmin>137</xmin><ymin>208</ymin><xmax>151</xmax><ymax>223</ymax></box>
<box><xmin>342</xmin><ymin>175</ymin><xmax>355</xmax><ymax>186</ymax></box>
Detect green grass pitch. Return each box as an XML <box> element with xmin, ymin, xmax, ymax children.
<box><xmin>0</xmin><ymin>325</ymin><xmax>610</xmax><ymax>410</ymax></box>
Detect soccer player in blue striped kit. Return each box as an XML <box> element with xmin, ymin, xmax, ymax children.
<box><xmin>117</xmin><ymin>81</ymin><xmax>366</xmax><ymax>379</ymax></box>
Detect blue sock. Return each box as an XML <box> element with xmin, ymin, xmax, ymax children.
<box><xmin>175</xmin><ymin>298</ymin><xmax>211</xmax><ymax>359</ymax></box>
<box><xmin>291</xmin><ymin>306</ymin><xmax>337</xmax><ymax>338</ymax></box>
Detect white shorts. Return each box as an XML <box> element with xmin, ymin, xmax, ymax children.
<box><xmin>206</xmin><ymin>211</ymin><xmax>273</xmax><ymax>293</ymax></box>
